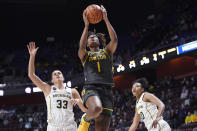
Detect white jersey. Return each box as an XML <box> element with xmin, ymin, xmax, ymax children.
<box><xmin>136</xmin><ymin>93</ymin><xmax>169</xmax><ymax>130</ymax></box>
<box><xmin>45</xmin><ymin>86</ymin><xmax>77</xmax><ymax>129</ymax></box>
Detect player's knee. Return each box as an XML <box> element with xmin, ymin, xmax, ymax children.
<box><xmin>90</xmin><ymin>105</ymin><xmax>102</xmax><ymax>117</ymax></box>
<box><xmin>94</xmin><ymin>105</ymin><xmax>103</xmax><ymax>114</ymax></box>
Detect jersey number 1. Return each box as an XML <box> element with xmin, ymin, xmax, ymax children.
<box><xmin>97</xmin><ymin>61</ymin><xmax>101</xmax><ymax>72</ymax></box>
<box><xmin>57</xmin><ymin>100</ymin><xmax>68</xmax><ymax>109</ymax></box>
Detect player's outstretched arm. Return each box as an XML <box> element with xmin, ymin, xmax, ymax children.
<box><xmin>101</xmin><ymin>5</ymin><xmax>118</xmax><ymax>55</ymax></box>
<box><xmin>71</xmin><ymin>88</ymin><xmax>87</xmax><ymax>112</ymax></box>
<box><xmin>78</xmin><ymin>10</ymin><xmax>89</xmax><ymax>63</ymax></box>
<box><xmin>129</xmin><ymin>109</ymin><xmax>140</xmax><ymax>131</ymax></box>
<box><xmin>143</xmin><ymin>93</ymin><xmax>165</xmax><ymax>128</ymax></box>
<box><xmin>27</xmin><ymin>42</ymin><xmax>51</xmax><ymax>96</ymax></box>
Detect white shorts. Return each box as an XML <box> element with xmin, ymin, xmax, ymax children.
<box><xmin>47</xmin><ymin>123</ymin><xmax>77</xmax><ymax>131</ymax></box>
<box><xmin>149</xmin><ymin>119</ymin><xmax>171</xmax><ymax>131</ymax></box>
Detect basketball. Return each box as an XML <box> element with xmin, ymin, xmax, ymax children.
<box><xmin>85</xmin><ymin>4</ymin><xmax>103</xmax><ymax>24</ymax></box>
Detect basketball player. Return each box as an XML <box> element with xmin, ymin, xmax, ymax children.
<box><xmin>27</xmin><ymin>42</ymin><xmax>87</xmax><ymax>131</ymax></box>
<box><xmin>78</xmin><ymin>5</ymin><xmax>118</xmax><ymax>131</ymax></box>
<box><xmin>129</xmin><ymin>78</ymin><xmax>171</xmax><ymax>131</ymax></box>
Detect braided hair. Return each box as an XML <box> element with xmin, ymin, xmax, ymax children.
<box><xmin>88</xmin><ymin>31</ymin><xmax>106</xmax><ymax>48</ymax></box>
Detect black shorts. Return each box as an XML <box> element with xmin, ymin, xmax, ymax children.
<box><xmin>81</xmin><ymin>84</ymin><xmax>113</xmax><ymax>117</ymax></box>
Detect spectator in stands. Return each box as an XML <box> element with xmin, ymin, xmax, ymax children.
<box><xmin>118</xmin><ymin>119</ymin><xmax>123</xmax><ymax>129</ymax></box>
<box><xmin>184</xmin><ymin>98</ymin><xmax>190</xmax><ymax>107</ymax></box>
<box><xmin>185</xmin><ymin>112</ymin><xmax>192</xmax><ymax>124</ymax></box>
<box><xmin>138</xmin><ymin>123</ymin><xmax>146</xmax><ymax>131</ymax></box>
<box><xmin>191</xmin><ymin>86</ymin><xmax>197</xmax><ymax>99</ymax></box>
<box><xmin>180</xmin><ymin>86</ymin><xmax>188</xmax><ymax>99</ymax></box>
<box><xmin>191</xmin><ymin>110</ymin><xmax>197</xmax><ymax>123</ymax></box>
<box><xmin>161</xmin><ymin>91</ymin><xmax>165</xmax><ymax>101</ymax></box>
<box><xmin>168</xmin><ymin>89</ymin><xmax>173</xmax><ymax>99</ymax></box>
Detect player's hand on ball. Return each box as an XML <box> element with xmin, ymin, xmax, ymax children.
<box><xmin>70</xmin><ymin>99</ymin><xmax>79</xmax><ymax>106</ymax></box>
<box><xmin>152</xmin><ymin>120</ymin><xmax>158</xmax><ymax>128</ymax></box>
<box><xmin>83</xmin><ymin>10</ymin><xmax>89</xmax><ymax>26</ymax></box>
<box><xmin>27</xmin><ymin>42</ymin><xmax>39</xmax><ymax>56</ymax></box>
<box><xmin>101</xmin><ymin>5</ymin><xmax>108</xmax><ymax>21</ymax></box>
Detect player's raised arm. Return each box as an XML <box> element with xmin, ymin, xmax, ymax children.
<box><xmin>27</xmin><ymin>42</ymin><xmax>51</xmax><ymax>96</ymax></box>
<box><xmin>101</xmin><ymin>5</ymin><xmax>118</xmax><ymax>55</ymax></box>
<box><xmin>129</xmin><ymin>109</ymin><xmax>140</xmax><ymax>131</ymax></box>
<box><xmin>71</xmin><ymin>88</ymin><xmax>87</xmax><ymax>112</ymax></box>
<box><xmin>143</xmin><ymin>93</ymin><xmax>165</xmax><ymax>128</ymax></box>
<box><xmin>78</xmin><ymin>10</ymin><xmax>89</xmax><ymax>62</ymax></box>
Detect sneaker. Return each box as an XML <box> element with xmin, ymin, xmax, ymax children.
<box><xmin>78</xmin><ymin>113</ymin><xmax>90</xmax><ymax>131</ymax></box>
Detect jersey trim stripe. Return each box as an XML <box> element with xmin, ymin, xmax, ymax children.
<box><xmin>103</xmin><ymin>107</ymin><xmax>113</xmax><ymax>112</ymax></box>
<box><xmin>48</xmin><ymin>96</ymin><xmax>52</xmax><ymax>121</ymax></box>
<box><xmin>159</xmin><ymin>123</ymin><xmax>162</xmax><ymax>131</ymax></box>
<box><xmin>97</xmin><ymin>61</ymin><xmax>101</xmax><ymax>72</ymax></box>
<box><xmin>103</xmin><ymin>49</ymin><xmax>110</xmax><ymax>58</ymax></box>
<box><xmin>82</xmin><ymin>52</ymin><xmax>90</xmax><ymax>66</ymax></box>
<box><xmin>146</xmin><ymin>103</ymin><xmax>154</xmax><ymax>120</ymax></box>
<box><xmin>146</xmin><ymin>103</ymin><xmax>162</xmax><ymax>131</ymax></box>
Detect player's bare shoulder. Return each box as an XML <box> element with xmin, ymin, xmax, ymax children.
<box><xmin>42</xmin><ymin>83</ymin><xmax>52</xmax><ymax>97</ymax></box>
